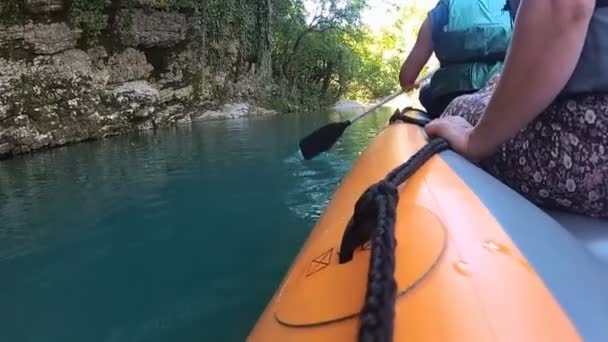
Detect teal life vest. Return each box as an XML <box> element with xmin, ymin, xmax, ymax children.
<box><xmin>430</xmin><ymin>0</ymin><xmax>513</xmax><ymax>99</ymax></box>
<box><xmin>506</xmin><ymin>0</ymin><xmax>608</xmax><ymax>96</ymax></box>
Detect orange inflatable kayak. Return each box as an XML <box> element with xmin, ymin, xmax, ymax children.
<box><xmin>248</xmin><ymin>109</ymin><xmax>608</xmax><ymax>342</ymax></box>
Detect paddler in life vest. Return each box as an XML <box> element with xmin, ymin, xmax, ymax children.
<box><xmin>426</xmin><ymin>0</ymin><xmax>608</xmax><ymax>218</ymax></box>
<box><xmin>399</xmin><ymin>0</ymin><xmax>513</xmax><ymax>118</ymax></box>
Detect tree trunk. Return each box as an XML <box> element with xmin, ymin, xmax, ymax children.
<box><xmin>320</xmin><ymin>61</ymin><xmax>335</xmax><ymax>97</ymax></box>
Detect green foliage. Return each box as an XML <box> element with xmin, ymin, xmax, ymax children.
<box><xmin>146</xmin><ymin>0</ymin><xmax>175</xmax><ymax>9</ymax></box>
<box><xmin>147</xmin><ymin>0</ymin><xmax>198</xmax><ymax>10</ymax></box>
<box><xmin>200</xmin><ymin>0</ymin><xmax>260</xmax><ymax>70</ymax></box>
<box><xmin>68</xmin><ymin>0</ymin><xmax>109</xmax><ymax>47</ymax></box>
<box><xmin>343</xmin><ymin>2</ymin><xmax>433</xmax><ymax>101</ymax></box>
<box><xmin>343</xmin><ymin>28</ymin><xmax>401</xmax><ymax>100</ymax></box>
<box><xmin>186</xmin><ymin>0</ymin><xmax>429</xmax><ymax>107</ymax></box>
<box><xmin>271</xmin><ymin>0</ymin><xmax>367</xmax><ymax>107</ymax></box>
<box><xmin>268</xmin><ymin>0</ymin><xmax>431</xmax><ymax>106</ymax></box>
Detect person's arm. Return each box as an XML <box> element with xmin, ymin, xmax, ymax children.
<box><xmin>466</xmin><ymin>0</ymin><xmax>594</xmax><ymax>159</ymax></box>
<box><xmin>399</xmin><ymin>16</ymin><xmax>434</xmax><ymax>91</ymax></box>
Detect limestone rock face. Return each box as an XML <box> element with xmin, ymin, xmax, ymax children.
<box><xmin>0</xmin><ymin>22</ymin><xmax>80</xmax><ymax>55</ymax></box>
<box><xmin>106</xmin><ymin>48</ymin><xmax>154</xmax><ymax>84</ymax></box>
<box><xmin>195</xmin><ymin>103</ymin><xmax>278</xmax><ymax>121</ymax></box>
<box><xmin>116</xmin><ymin>10</ymin><xmax>188</xmax><ymax>48</ymax></box>
<box><xmin>25</xmin><ymin>0</ymin><xmax>64</xmax><ymax>13</ymax></box>
<box><xmin>0</xmin><ymin>3</ymin><xmax>278</xmax><ymax>160</ymax></box>
<box><xmin>112</xmin><ymin>81</ymin><xmax>159</xmax><ymax>105</ymax></box>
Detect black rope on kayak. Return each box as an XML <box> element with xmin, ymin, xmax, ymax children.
<box><xmin>337</xmin><ymin>107</ymin><xmax>449</xmax><ymax>342</ymax></box>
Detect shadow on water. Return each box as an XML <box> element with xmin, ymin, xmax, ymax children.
<box><xmin>0</xmin><ymin>105</ymin><xmax>397</xmax><ymax>342</ymax></box>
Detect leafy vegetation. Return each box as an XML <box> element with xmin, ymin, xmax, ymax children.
<box><xmin>271</xmin><ymin>0</ymin><xmax>431</xmax><ymax>107</ymax></box>
<box><xmin>68</xmin><ymin>0</ymin><xmax>109</xmax><ymax>47</ymax></box>
<box><xmin>344</xmin><ymin>4</ymin><xmax>432</xmax><ymax>101</ymax></box>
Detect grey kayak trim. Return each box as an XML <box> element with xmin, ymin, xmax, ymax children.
<box><xmin>440</xmin><ymin>150</ymin><xmax>608</xmax><ymax>342</ymax></box>
<box><xmin>547</xmin><ymin>210</ymin><xmax>608</xmax><ymax>265</ymax></box>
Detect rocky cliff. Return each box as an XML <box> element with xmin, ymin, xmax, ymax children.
<box><xmin>0</xmin><ymin>0</ymin><xmax>277</xmax><ymax>159</ymax></box>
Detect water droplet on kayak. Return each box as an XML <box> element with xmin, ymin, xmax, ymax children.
<box><xmin>482</xmin><ymin>240</ymin><xmax>511</xmax><ymax>255</ymax></box>
<box><xmin>519</xmin><ymin>259</ymin><xmax>534</xmax><ymax>273</ymax></box>
<box><xmin>483</xmin><ymin>241</ymin><xmax>533</xmax><ymax>272</ymax></box>
<box><xmin>453</xmin><ymin>261</ymin><xmax>471</xmax><ymax>276</ymax></box>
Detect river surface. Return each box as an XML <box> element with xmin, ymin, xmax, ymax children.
<box><xmin>0</xmin><ymin>105</ymin><xmax>399</xmax><ymax>342</ymax></box>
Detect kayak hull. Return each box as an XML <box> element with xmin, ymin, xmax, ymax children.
<box><xmin>248</xmin><ymin>120</ymin><xmax>608</xmax><ymax>342</ymax></box>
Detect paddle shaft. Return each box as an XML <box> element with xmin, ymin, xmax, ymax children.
<box><xmin>298</xmin><ymin>69</ymin><xmax>437</xmax><ymax>160</ymax></box>
<box><xmin>350</xmin><ymin>91</ymin><xmax>403</xmax><ymax>124</ymax></box>
<box><xmin>349</xmin><ymin>71</ymin><xmax>436</xmax><ymax>125</ymax></box>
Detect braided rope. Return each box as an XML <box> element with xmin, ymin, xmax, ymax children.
<box><xmin>356</xmin><ymin>138</ymin><xmax>448</xmax><ymax>342</ymax></box>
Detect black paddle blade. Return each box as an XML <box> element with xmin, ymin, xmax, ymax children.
<box><xmin>299</xmin><ymin>121</ymin><xmax>351</xmax><ymax>160</ymax></box>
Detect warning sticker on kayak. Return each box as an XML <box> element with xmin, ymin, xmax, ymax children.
<box><xmin>306</xmin><ymin>248</ymin><xmax>333</xmax><ymax>277</ymax></box>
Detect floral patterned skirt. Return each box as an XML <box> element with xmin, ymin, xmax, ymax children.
<box><xmin>441</xmin><ymin>76</ymin><xmax>608</xmax><ymax>218</ymax></box>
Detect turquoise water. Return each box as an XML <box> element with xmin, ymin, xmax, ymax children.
<box><xmin>0</xmin><ymin>106</ymin><xmax>397</xmax><ymax>342</ymax></box>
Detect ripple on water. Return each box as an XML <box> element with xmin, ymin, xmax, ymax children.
<box><xmin>281</xmin><ymin>109</ymin><xmax>393</xmax><ymax>223</ymax></box>
<box><xmin>283</xmin><ymin>148</ymin><xmax>346</xmax><ymax>221</ymax></box>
